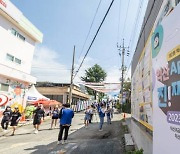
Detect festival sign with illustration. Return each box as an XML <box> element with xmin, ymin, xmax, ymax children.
<box><xmin>152</xmin><ymin>0</ymin><xmax>180</xmax><ymax>153</ymax></box>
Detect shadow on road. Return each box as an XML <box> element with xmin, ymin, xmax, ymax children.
<box><xmin>25</xmin><ymin>120</ymin><xmax>125</xmax><ymax>154</ymax></box>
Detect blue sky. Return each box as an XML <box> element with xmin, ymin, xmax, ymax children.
<box><xmin>11</xmin><ymin>0</ymin><xmax>148</xmax><ymax>83</ymax></box>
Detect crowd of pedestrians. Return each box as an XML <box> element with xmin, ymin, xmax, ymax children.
<box><xmin>1</xmin><ymin>100</ymin><xmax>115</xmax><ymax>145</ymax></box>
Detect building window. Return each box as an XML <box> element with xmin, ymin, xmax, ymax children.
<box><xmin>11</xmin><ymin>28</ymin><xmax>17</xmax><ymax>36</ymax></box>
<box><xmin>0</xmin><ymin>83</ymin><xmax>9</xmax><ymax>92</ymax></box>
<box><xmin>17</xmin><ymin>33</ymin><xmax>25</xmax><ymax>41</ymax></box>
<box><xmin>6</xmin><ymin>53</ymin><xmax>22</xmax><ymax>65</ymax></box>
<box><xmin>11</xmin><ymin>28</ymin><xmax>26</xmax><ymax>41</ymax></box>
<box><xmin>6</xmin><ymin>53</ymin><xmax>14</xmax><ymax>62</ymax></box>
<box><xmin>15</xmin><ymin>58</ymin><xmax>21</xmax><ymax>64</ymax></box>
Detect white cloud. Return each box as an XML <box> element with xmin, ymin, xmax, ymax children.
<box><xmin>73</xmin><ymin>56</ymin><xmax>97</xmax><ymax>83</ymax></box>
<box><xmin>31</xmin><ymin>46</ymin><xmax>96</xmax><ymax>83</ymax></box>
<box><xmin>105</xmin><ymin>66</ymin><xmax>131</xmax><ymax>83</ymax></box>
<box><xmin>31</xmin><ymin>46</ymin><xmax>71</xmax><ymax>83</ymax></box>
<box><xmin>105</xmin><ymin>66</ymin><xmax>121</xmax><ymax>83</ymax></box>
<box><xmin>30</xmin><ymin>46</ymin><xmax>131</xmax><ymax>84</ymax></box>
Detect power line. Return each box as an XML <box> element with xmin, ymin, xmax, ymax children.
<box><xmin>117</xmin><ymin>0</ymin><xmax>121</xmax><ymax>43</ymax></box>
<box><xmin>128</xmin><ymin>0</ymin><xmax>144</xmax><ymax>47</ymax></box>
<box><xmin>73</xmin><ymin>0</ymin><xmax>115</xmax><ymax>79</ymax></box>
<box><xmin>77</xmin><ymin>0</ymin><xmax>102</xmax><ymax>61</ymax></box>
<box><xmin>122</xmin><ymin>0</ymin><xmax>131</xmax><ymax>39</ymax></box>
<box><xmin>124</xmin><ymin>0</ymin><xmax>145</xmax><ymax>70</ymax></box>
<box><xmin>125</xmin><ymin>0</ymin><xmax>155</xmax><ymax>80</ymax></box>
<box><xmin>32</xmin><ymin>66</ymin><xmax>71</xmax><ymax>70</ymax></box>
<box><xmin>128</xmin><ymin>0</ymin><xmax>145</xmax><ymax>50</ymax></box>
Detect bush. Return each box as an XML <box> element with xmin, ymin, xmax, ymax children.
<box><xmin>115</xmin><ymin>102</ymin><xmax>121</xmax><ymax>110</ymax></box>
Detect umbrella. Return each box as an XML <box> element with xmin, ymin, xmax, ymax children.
<box><xmin>48</xmin><ymin>100</ymin><xmax>61</xmax><ymax>106</ymax></box>
<box><xmin>31</xmin><ymin>100</ymin><xmax>61</xmax><ymax>106</ymax></box>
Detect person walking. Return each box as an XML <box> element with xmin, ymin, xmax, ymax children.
<box><xmin>50</xmin><ymin>105</ymin><xmax>59</xmax><ymax>129</ymax></box>
<box><xmin>33</xmin><ymin>104</ymin><xmax>45</xmax><ymax>134</ymax></box>
<box><xmin>84</xmin><ymin>106</ymin><xmax>91</xmax><ymax>128</ymax></box>
<box><xmin>1</xmin><ymin>106</ymin><xmax>12</xmax><ymax>132</ymax></box>
<box><xmin>57</xmin><ymin>104</ymin><xmax>74</xmax><ymax>145</ymax></box>
<box><xmin>10</xmin><ymin>106</ymin><xmax>21</xmax><ymax>136</ymax></box>
<box><xmin>106</xmin><ymin>106</ymin><xmax>112</xmax><ymax>125</ymax></box>
<box><xmin>98</xmin><ymin>104</ymin><xmax>105</xmax><ymax>131</ymax></box>
<box><xmin>89</xmin><ymin>105</ymin><xmax>95</xmax><ymax>123</ymax></box>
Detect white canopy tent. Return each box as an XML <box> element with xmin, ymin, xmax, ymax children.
<box><xmin>25</xmin><ymin>85</ymin><xmax>49</xmax><ymax>102</ymax></box>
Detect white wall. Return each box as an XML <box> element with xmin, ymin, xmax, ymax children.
<box><xmin>0</xmin><ymin>14</ymin><xmax>36</xmax><ymax>75</ymax></box>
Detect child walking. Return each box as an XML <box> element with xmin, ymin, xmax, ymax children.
<box><xmin>106</xmin><ymin>106</ymin><xmax>112</xmax><ymax>124</ymax></box>
<box><xmin>84</xmin><ymin>106</ymin><xmax>91</xmax><ymax>128</ymax></box>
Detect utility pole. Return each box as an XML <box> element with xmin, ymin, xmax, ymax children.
<box><xmin>117</xmin><ymin>39</ymin><xmax>129</xmax><ymax>111</ymax></box>
<box><xmin>69</xmin><ymin>46</ymin><xmax>75</xmax><ymax>106</ymax></box>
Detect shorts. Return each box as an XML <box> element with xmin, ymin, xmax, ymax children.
<box><xmin>33</xmin><ymin>118</ymin><xmax>41</xmax><ymax>125</ymax></box>
<box><xmin>84</xmin><ymin>115</ymin><xmax>90</xmax><ymax>121</ymax></box>
<box><xmin>10</xmin><ymin>121</ymin><xmax>18</xmax><ymax>126</ymax></box>
<box><xmin>52</xmin><ymin>116</ymin><xmax>58</xmax><ymax>119</ymax></box>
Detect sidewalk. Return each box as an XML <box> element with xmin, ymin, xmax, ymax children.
<box><xmin>0</xmin><ymin>116</ymin><xmax>51</xmax><ymax>137</ymax></box>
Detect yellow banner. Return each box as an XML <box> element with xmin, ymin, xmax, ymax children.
<box><xmin>167</xmin><ymin>45</ymin><xmax>180</xmax><ymax>61</ymax></box>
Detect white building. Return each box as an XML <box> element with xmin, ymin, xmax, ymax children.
<box><xmin>0</xmin><ymin>0</ymin><xmax>43</xmax><ymax>114</ymax></box>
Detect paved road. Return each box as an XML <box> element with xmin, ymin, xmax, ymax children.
<box><xmin>0</xmin><ymin>111</ymin><xmax>125</xmax><ymax>154</ymax></box>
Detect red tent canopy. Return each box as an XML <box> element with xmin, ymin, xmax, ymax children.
<box><xmin>31</xmin><ymin>99</ymin><xmax>61</xmax><ymax>106</ymax></box>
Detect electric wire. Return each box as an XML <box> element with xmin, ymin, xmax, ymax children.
<box><xmin>125</xmin><ymin>0</ymin><xmax>155</xmax><ymax>80</ymax></box>
<box><xmin>77</xmin><ymin>0</ymin><xmax>102</xmax><ymax>61</ymax></box>
<box><xmin>124</xmin><ymin>0</ymin><xmax>145</xmax><ymax>72</ymax></box>
<box><xmin>117</xmin><ymin>0</ymin><xmax>122</xmax><ymax>43</ymax></box>
<box><xmin>124</xmin><ymin>0</ymin><xmax>145</xmax><ymax>80</ymax></box>
<box><xmin>128</xmin><ymin>0</ymin><xmax>144</xmax><ymax>50</ymax></box>
<box><xmin>122</xmin><ymin>0</ymin><xmax>131</xmax><ymax>39</ymax></box>
<box><xmin>73</xmin><ymin>0</ymin><xmax>115</xmax><ymax>80</ymax></box>
<box><xmin>32</xmin><ymin>66</ymin><xmax>71</xmax><ymax>70</ymax></box>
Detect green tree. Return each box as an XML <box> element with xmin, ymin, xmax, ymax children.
<box><xmin>122</xmin><ymin>81</ymin><xmax>131</xmax><ymax>113</ymax></box>
<box><xmin>81</xmin><ymin>64</ymin><xmax>107</xmax><ymax>99</ymax></box>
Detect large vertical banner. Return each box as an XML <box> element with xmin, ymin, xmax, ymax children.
<box><xmin>152</xmin><ymin>1</ymin><xmax>180</xmax><ymax>153</ymax></box>
<box><xmin>131</xmin><ymin>23</ymin><xmax>153</xmax><ymax>131</ymax></box>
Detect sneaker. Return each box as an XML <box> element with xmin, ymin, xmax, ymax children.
<box><xmin>57</xmin><ymin>141</ymin><xmax>60</xmax><ymax>145</ymax></box>
<box><xmin>99</xmin><ymin>129</ymin><xmax>103</xmax><ymax>131</ymax></box>
<box><xmin>63</xmin><ymin>140</ymin><xmax>68</xmax><ymax>144</ymax></box>
<box><xmin>10</xmin><ymin>133</ymin><xmax>14</xmax><ymax>136</ymax></box>
<box><xmin>57</xmin><ymin>140</ymin><xmax>65</xmax><ymax>145</ymax></box>
<box><xmin>34</xmin><ymin>130</ymin><xmax>38</xmax><ymax>134</ymax></box>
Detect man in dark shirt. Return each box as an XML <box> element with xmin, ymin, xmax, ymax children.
<box><xmin>10</xmin><ymin>106</ymin><xmax>21</xmax><ymax>136</ymax></box>
<box><xmin>33</xmin><ymin>104</ymin><xmax>45</xmax><ymax>134</ymax></box>
<box><xmin>1</xmin><ymin>106</ymin><xmax>12</xmax><ymax>131</ymax></box>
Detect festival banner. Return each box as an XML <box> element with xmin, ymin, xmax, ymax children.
<box><xmin>152</xmin><ymin>1</ymin><xmax>180</xmax><ymax>153</ymax></box>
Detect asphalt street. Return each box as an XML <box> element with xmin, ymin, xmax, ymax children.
<box><xmin>0</xmin><ymin>111</ymin><xmax>124</xmax><ymax>154</ymax></box>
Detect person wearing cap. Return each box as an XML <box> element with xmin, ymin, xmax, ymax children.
<box><xmin>33</xmin><ymin>104</ymin><xmax>45</xmax><ymax>134</ymax></box>
<box><xmin>1</xmin><ymin>106</ymin><xmax>12</xmax><ymax>131</ymax></box>
<box><xmin>10</xmin><ymin>106</ymin><xmax>21</xmax><ymax>136</ymax></box>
